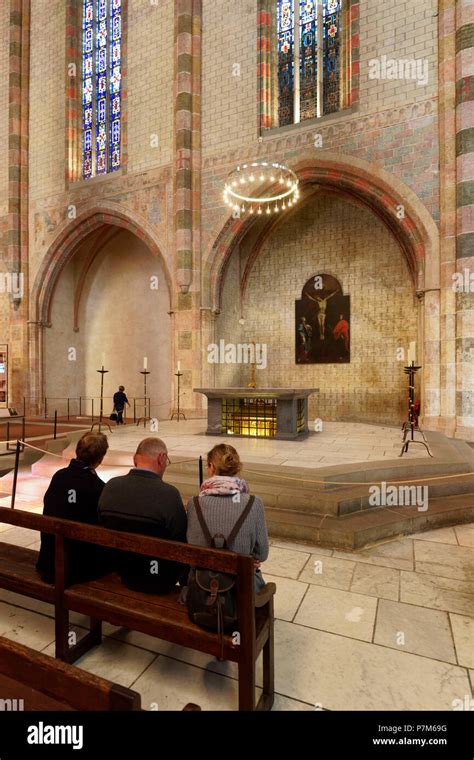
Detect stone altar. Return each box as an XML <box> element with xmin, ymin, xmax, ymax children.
<box><xmin>194</xmin><ymin>388</ymin><xmax>318</xmax><ymax>440</ymax></box>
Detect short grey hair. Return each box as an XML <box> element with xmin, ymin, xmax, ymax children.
<box><xmin>135</xmin><ymin>437</ymin><xmax>167</xmax><ymax>458</ymax></box>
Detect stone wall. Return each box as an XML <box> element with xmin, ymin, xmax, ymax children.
<box><xmin>215</xmin><ymin>192</ymin><xmax>417</xmax><ymax>425</ymax></box>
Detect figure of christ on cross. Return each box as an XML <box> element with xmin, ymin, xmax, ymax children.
<box><xmin>306</xmin><ymin>289</ymin><xmax>338</xmax><ymax>340</ymax></box>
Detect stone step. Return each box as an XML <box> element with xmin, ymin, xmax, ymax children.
<box><xmin>266</xmin><ymin>493</ymin><xmax>474</xmax><ymax>550</ymax></box>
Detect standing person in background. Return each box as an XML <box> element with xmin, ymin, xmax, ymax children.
<box><xmin>113</xmin><ymin>385</ymin><xmax>130</xmax><ymax>425</ymax></box>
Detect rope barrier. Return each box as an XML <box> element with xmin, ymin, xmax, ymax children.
<box><xmin>3</xmin><ymin>441</ymin><xmax>473</xmax><ymax>487</ymax></box>
<box><xmin>242</xmin><ymin>465</ymin><xmax>474</xmax><ymax>487</ymax></box>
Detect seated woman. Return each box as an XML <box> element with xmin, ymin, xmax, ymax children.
<box><xmin>186</xmin><ymin>443</ymin><xmax>269</xmax><ymax>591</ymax></box>
<box><xmin>36</xmin><ymin>432</ymin><xmax>113</xmax><ymax>584</ymax></box>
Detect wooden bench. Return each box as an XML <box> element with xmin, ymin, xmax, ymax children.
<box><xmin>0</xmin><ymin>635</ymin><xmax>141</xmax><ymax>711</ymax></box>
<box><xmin>0</xmin><ymin>506</ymin><xmax>275</xmax><ymax>711</ymax></box>
<box><xmin>0</xmin><ymin>636</ymin><xmax>201</xmax><ymax>711</ymax></box>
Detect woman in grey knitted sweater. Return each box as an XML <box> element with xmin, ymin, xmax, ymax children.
<box><xmin>186</xmin><ymin>444</ymin><xmax>269</xmax><ymax>591</ymax></box>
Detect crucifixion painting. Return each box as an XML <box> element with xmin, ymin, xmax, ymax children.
<box><xmin>295</xmin><ymin>273</ymin><xmax>350</xmax><ymax>364</ymax></box>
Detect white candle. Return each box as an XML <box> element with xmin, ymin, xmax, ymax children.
<box><xmin>177</xmin><ymin>361</ymin><xmax>181</xmax><ymax>372</ymax></box>
<box><xmin>101</xmin><ymin>353</ymin><xmax>106</xmax><ymax>368</ymax></box>
<box><xmin>143</xmin><ymin>356</ymin><xmax>148</xmax><ymax>370</ymax></box>
<box><xmin>408</xmin><ymin>341</ymin><xmax>416</xmax><ymax>364</ymax></box>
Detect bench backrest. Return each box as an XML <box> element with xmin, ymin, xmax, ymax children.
<box><xmin>0</xmin><ymin>636</ymin><xmax>141</xmax><ymax>710</ymax></box>
<box><xmin>0</xmin><ymin>506</ymin><xmax>256</xmax><ymax>638</ymax></box>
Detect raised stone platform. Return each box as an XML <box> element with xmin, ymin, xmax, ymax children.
<box><xmin>1</xmin><ymin>420</ymin><xmax>473</xmax><ymax>550</ymax></box>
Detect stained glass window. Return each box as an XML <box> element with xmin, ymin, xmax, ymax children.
<box><xmin>300</xmin><ymin>0</ymin><xmax>318</xmax><ymax>121</ymax></box>
<box><xmin>82</xmin><ymin>0</ymin><xmax>122</xmax><ymax>179</ymax></box>
<box><xmin>277</xmin><ymin>0</ymin><xmax>295</xmax><ymax>127</ymax></box>
<box><xmin>276</xmin><ymin>0</ymin><xmax>343</xmax><ymax>126</ymax></box>
<box><xmin>323</xmin><ymin>0</ymin><xmax>342</xmax><ymax>114</ymax></box>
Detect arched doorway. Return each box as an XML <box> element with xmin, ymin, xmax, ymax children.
<box><xmin>30</xmin><ymin>206</ymin><xmax>173</xmax><ymax>419</ymax></box>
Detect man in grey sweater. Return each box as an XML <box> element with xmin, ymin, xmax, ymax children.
<box><xmin>98</xmin><ymin>437</ymin><xmax>187</xmax><ymax>593</ymax></box>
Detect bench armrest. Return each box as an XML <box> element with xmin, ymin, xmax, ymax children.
<box><xmin>255</xmin><ymin>582</ymin><xmax>276</xmax><ymax>608</ymax></box>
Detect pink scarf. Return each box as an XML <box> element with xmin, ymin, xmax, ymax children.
<box><xmin>200</xmin><ymin>475</ymin><xmax>249</xmax><ymax>496</ymax></box>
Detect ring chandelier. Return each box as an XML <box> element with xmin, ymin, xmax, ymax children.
<box><xmin>223</xmin><ymin>161</ymin><xmax>300</xmax><ymax>215</ymax></box>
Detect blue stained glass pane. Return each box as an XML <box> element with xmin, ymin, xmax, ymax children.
<box><xmin>323</xmin><ymin>0</ymin><xmax>341</xmax><ymax>114</ymax></box>
<box><xmin>277</xmin><ymin>0</ymin><xmax>294</xmax><ymax>127</ymax></box>
<box><xmin>299</xmin><ymin>0</ymin><xmax>317</xmax><ymax>120</ymax></box>
<box><xmin>109</xmin><ymin>0</ymin><xmax>122</xmax><ymax>171</ymax></box>
<box><xmin>112</xmin><ymin>41</ymin><xmax>121</xmax><ymax>64</ymax></box>
<box><xmin>82</xmin><ymin>0</ymin><xmax>94</xmax><ymax>178</ymax></box>
<box><xmin>95</xmin><ymin>0</ymin><xmax>106</xmax><ymax>174</ymax></box>
<box><xmin>112</xmin><ymin>14</ymin><xmax>121</xmax><ymax>40</ymax></box>
<box><xmin>82</xmin><ymin>0</ymin><xmax>121</xmax><ymax>177</ymax></box>
<box><xmin>98</xmin><ymin>98</ymin><xmax>106</xmax><ymax>121</ymax></box>
<box><xmin>83</xmin><ymin>53</ymin><xmax>93</xmax><ymax>78</ymax></box>
<box><xmin>83</xmin><ymin>28</ymin><xmax>93</xmax><ymax>53</ymax></box>
<box><xmin>111</xmin><ymin>119</ymin><xmax>120</xmax><ymax>143</ymax></box>
<box><xmin>110</xmin><ymin>65</ymin><xmax>121</xmax><ymax>93</ymax></box>
<box><xmin>111</xmin><ymin>95</ymin><xmax>120</xmax><ymax>116</ymax></box>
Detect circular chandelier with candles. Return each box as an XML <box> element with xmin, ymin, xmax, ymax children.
<box><xmin>223</xmin><ymin>161</ymin><xmax>299</xmax><ymax>216</ymax></box>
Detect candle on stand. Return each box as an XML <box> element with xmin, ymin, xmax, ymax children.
<box><xmin>143</xmin><ymin>356</ymin><xmax>148</xmax><ymax>370</ymax></box>
<box><xmin>101</xmin><ymin>353</ymin><xmax>106</xmax><ymax>368</ymax></box>
<box><xmin>177</xmin><ymin>361</ymin><xmax>181</xmax><ymax>373</ymax></box>
<box><xmin>408</xmin><ymin>341</ymin><xmax>416</xmax><ymax>365</ymax></box>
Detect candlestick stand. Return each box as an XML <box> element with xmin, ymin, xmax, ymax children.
<box><xmin>136</xmin><ymin>370</ymin><xmax>151</xmax><ymax>428</ymax></box>
<box><xmin>91</xmin><ymin>366</ymin><xmax>112</xmax><ymax>434</ymax></box>
<box><xmin>399</xmin><ymin>361</ymin><xmax>432</xmax><ymax>457</ymax></box>
<box><xmin>170</xmin><ymin>371</ymin><xmax>186</xmax><ymax>421</ymax></box>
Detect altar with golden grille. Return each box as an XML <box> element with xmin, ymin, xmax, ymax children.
<box><xmin>194</xmin><ymin>388</ymin><xmax>318</xmax><ymax>440</ymax></box>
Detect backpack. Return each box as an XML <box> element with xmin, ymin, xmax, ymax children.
<box><xmin>186</xmin><ymin>495</ymin><xmax>255</xmax><ymax>647</ymax></box>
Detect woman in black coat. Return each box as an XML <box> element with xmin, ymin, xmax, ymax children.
<box><xmin>36</xmin><ymin>432</ymin><xmax>112</xmax><ymax>584</ymax></box>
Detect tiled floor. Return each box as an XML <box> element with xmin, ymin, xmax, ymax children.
<box><xmin>0</xmin><ymin>525</ymin><xmax>472</xmax><ymax>710</ymax></box>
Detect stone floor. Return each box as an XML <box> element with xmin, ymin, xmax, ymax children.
<box><xmin>95</xmin><ymin>419</ymin><xmax>432</xmax><ymax>469</ymax></box>
<box><xmin>0</xmin><ymin>523</ymin><xmax>472</xmax><ymax>710</ymax></box>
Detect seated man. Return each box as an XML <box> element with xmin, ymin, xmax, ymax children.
<box><xmin>98</xmin><ymin>437</ymin><xmax>187</xmax><ymax>593</ymax></box>
<box><xmin>37</xmin><ymin>432</ymin><xmax>112</xmax><ymax>584</ymax></box>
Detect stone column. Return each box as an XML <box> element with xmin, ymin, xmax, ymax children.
<box><xmin>438</xmin><ymin>0</ymin><xmax>457</xmax><ymax>436</ymax></box>
<box><xmin>8</xmin><ymin>0</ymin><xmax>30</xmax><ymax>408</ymax></box>
<box><xmin>173</xmin><ymin>0</ymin><xmax>202</xmax><ymax>415</ymax></box>
<box><xmin>455</xmin><ymin>0</ymin><xmax>474</xmax><ymax>439</ymax></box>
<box><xmin>257</xmin><ymin>0</ymin><xmax>272</xmax><ymax>131</ymax></box>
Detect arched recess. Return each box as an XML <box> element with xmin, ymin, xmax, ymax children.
<box><xmin>29</xmin><ymin>202</ymin><xmax>173</xmax><ymax>405</ymax></box>
<box><xmin>203</xmin><ymin>154</ymin><xmax>439</xmax><ymax>312</ymax></box>
<box><xmin>201</xmin><ymin>154</ymin><xmax>441</xmax><ymax>428</ymax></box>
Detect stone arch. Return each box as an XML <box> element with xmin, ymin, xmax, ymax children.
<box><xmin>31</xmin><ymin>201</ymin><xmax>173</xmax><ymax>324</ymax></box>
<box><xmin>29</xmin><ymin>202</ymin><xmax>173</xmax><ymax>403</ymax></box>
<box><xmin>203</xmin><ymin>154</ymin><xmax>439</xmax><ymax>311</ymax></box>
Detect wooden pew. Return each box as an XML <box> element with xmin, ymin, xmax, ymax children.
<box><xmin>0</xmin><ymin>636</ymin><xmax>140</xmax><ymax>710</ymax></box>
<box><xmin>0</xmin><ymin>636</ymin><xmax>200</xmax><ymax>711</ymax></box>
<box><xmin>0</xmin><ymin>506</ymin><xmax>275</xmax><ymax>711</ymax></box>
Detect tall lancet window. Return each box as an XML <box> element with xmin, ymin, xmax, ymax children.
<box><xmin>82</xmin><ymin>0</ymin><xmax>122</xmax><ymax>179</ymax></box>
<box><xmin>277</xmin><ymin>0</ymin><xmax>343</xmax><ymax>127</ymax></box>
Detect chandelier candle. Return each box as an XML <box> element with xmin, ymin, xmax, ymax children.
<box><xmin>223</xmin><ymin>161</ymin><xmax>299</xmax><ymax>215</ymax></box>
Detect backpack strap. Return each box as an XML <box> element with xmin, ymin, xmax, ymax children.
<box><xmin>193</xmin><ymin>495</ymin><xmax>214</xmax><ymax>547</ymax></box>
<box><xmin>227</xmin><ymin>495</ymin><xmax>255</xmax><ymax>547</ymax></box>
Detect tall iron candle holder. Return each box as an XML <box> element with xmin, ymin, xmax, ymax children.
<box><xmin>136</xmin><ymin>370</ymin><xmax>151</xmax><ymax>428</ymax></box>
<box><xmin>170</xmin><ymin>371</ymin><xmax>186</xmax><ymax>421</ymax></box>
<box><xmin>91</xmin><ymin>365</ymin><xmax>112</xmax><ymax>434</ymax></box>
<box><xmin>399</xmin><ymin>361</ymin><xmax>432</xmax><ymax>457</ymax></box>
